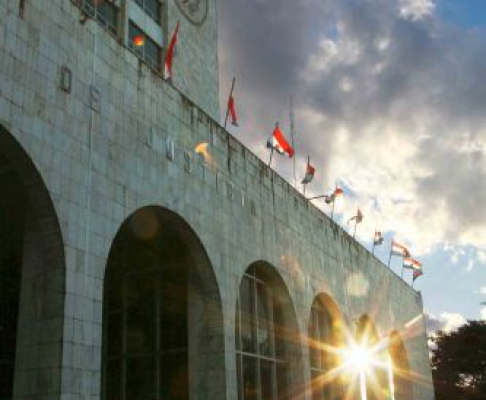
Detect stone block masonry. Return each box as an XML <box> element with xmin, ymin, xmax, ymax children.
<box><xmin>0</xmin><ymin>1</ymin><xmax>434</xmax><ymax>400</ymax></box>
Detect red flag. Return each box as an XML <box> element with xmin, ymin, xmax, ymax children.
<box><xmin>164</xmin><ymin>21</ymin><xmax>180</xmax><ymax>81</ymax></box>
<box><xmin>267</xmin><ymin>125</ymin><xmax>294</xmax><ymax>158</ymax></box>
<box><xmin>413</xmin><ymin>268</ymin><xmax>423</xmax><ymax>281</ymax></box>
<box><xmin>228</xmin><ymin>95</ymin><xmax>238</xmax><ymax>126</ymax></box>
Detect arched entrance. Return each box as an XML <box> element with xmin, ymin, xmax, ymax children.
<box><xmin>308</xmin><ymin>293</ymin><xmax>345</xmax><ymax>400</ymax></box>
<box><xmin>0</xmin><ymin>125</ymin><xmax>65</xmax><ymax>399</ymax></box>
<box><xmin>101</xmin><ymin>206</ymin><xmax>225</xmax><ymax>400</ymax></box>
<box><xmin>235</xmin><ymin>261</ymin><xmax>303</xmax><ymax>400</ymax></box>
<box><xmin>388</xmin><ymin>331</ymin><xmax>414</xmax><ymax>400</ymax></box>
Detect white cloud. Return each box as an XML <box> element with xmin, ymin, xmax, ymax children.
<box><xmin>426</xmin><ymin>312</ymin><xmax>467</xmax><ymax>334</ymax></box>
<box><xmin>220</xmin><ymin>0</ymin><xmax>486</xmax><ymax>261</ymax></box>
<box><xmin>480</xmin><ymin>287</ymin><xmax>486</xmax><ymax>295</ymax></box>
<box><xmin>481</xmin><ymin>307</ymin><xmax>486</xmax><ymax>321</ymax></box>
<box><xmin>399</xmin><ymin>0</ymin><xmax>435</xmax><ymax>20</ymax></box>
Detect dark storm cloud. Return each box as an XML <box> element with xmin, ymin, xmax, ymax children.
<box><xmin>219</xmin><ymin>0</ymin><xmax>486</xmax><ymax>249</ymax></box>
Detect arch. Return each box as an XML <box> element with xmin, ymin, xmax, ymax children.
<box><xmin>388</xmin><ymin>331</ymin><xmax>414</xmax><ymax>400</ymax></box>
<box><xmin>235</xmin><ymin>261</ymin><xmax>303</xmax><ymax>400</ymax></box>
<box><xmin>101</xmin><ymin>205</ymin><xmax>225</xmax><ymax>400</ymax></box>
<box><xmin>308</xmin><ymin>293</ymin><xmax>346</xmax><ymax>400</ymax></box>
<box><xmin>0</xmin><ymin>124</ymin><xmax>65</xmax><ymax>399</ymax></box>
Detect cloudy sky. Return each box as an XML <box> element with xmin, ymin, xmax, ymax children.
<box><xmin>217</xmin><ymin>0</ymin><xmax>486</xmax><ymax>329</ymax></box>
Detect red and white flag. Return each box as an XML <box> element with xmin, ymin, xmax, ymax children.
<box><xmin>391</xmin><ymin>240</ymin><xmax>410</xmax><ymax>257</ymax></box>
<box><xmin>228</xmin><ymin>95</ymin><xmax>238</xmax><ymax>126</ymax></box>
<box><xmin>403</xmin><ymin>257</ymin><xmax>422</xmax><ymax>270</ymax></box>
<box><xmin>164</xmin><ymin>21</ymin><xmax>180</xmax><ymax>81</ymax></box>
<box><xmin>301</xmin><ymin>161</ymin><xmax>315</xmax><ymax>184</ymax></box>
<box><xmin>267</xmin><ymin>125</ymin><xmax>294</xmax><ymax>158</ymax></box>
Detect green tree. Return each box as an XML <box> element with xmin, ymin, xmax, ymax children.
<box><xmin>431</xmin><ymin>321</ymin><xmax>486</xmax><ymax>400</ymax></box>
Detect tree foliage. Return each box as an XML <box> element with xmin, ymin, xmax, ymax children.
<box><xmin>430</xmin><ymin>320</ymin><xmax>486</xmax><ymax>400</ymax></box>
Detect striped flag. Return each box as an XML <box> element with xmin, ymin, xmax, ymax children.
<box><xmin>324</xmin><ymin>187</ymin><xmax>344</xmax><ymax>204</ymax></box>
<box><xmin>267</xmin><ymin>125</ymin><xmax>294</xmax><ymax>158</ymax></box>
<box><xmin>403</xmin><ymin>257</ymin><xmax>422</xmax><ymax>270</ymax></box>
<box><xmin>301</xmin><ymin>160</ymin><xmax>315</xmax><ymax>184</ymax></box>
<box><xmin>164</xmin><ymin>21</ymin><xmax>180</xmax><ymax>81</ymax></box>
<box><xmin>392</xmin><ymin>240</ymin><xmax>410</xmax><ymax>257</ymax></box>
<box><xmin>374</xmin><ymin>231</ymin><xmax>384</xmax><ymax>246</ymax></box>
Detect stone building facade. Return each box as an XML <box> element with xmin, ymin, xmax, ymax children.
<box><xmin>0</xmin><ymin>1</ymin><xmax>434</xmax><ymax>400</ymax></box>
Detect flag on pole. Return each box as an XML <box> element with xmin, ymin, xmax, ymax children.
<box><xmin>267</xmin><ymin>125</ymin><xmax>294</xmax><ymax>158</ymax></box>
<box><xmin>164</xmin><ymin>21</ymin><xmax>180</xmax><ymax>81</ymax></box>
<box><xmin>413</xmin><ymin>268</ymin><xmax>423</xmax><ymax>282</ymax></box>
<box><xmin>301</xmin><ymin>160</ymin><xmax>315</xmax><ymax>184</ymax></box>
<box><xmin>374</xmin><ymin>231</ymin><xmax>384</xmax><ymax>246</ymax></box>
<box><xmin>324</xmin><ymin>187</ymin><xmax>344</xmax><ymax>204</ymax></box>
<box><xmin>228</xmin><ymin>95</ymin><xmax>238</xmax><ymax>126</ymax></box>
<box><xmin>403</xmin><ymin>257</ymin><xmax>422</xmax><ymax>270</ymax></box>
<box><xmin>391</xmin><ymin>240</ymin><xmax>410</xmax><ymax>257</ymax></box>
<box><xmin>347</xmin><ymin>208</ymin><xmax>363</xmax><ymax>224</ymax></box>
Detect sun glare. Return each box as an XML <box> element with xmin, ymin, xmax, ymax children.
<box><xmin>343</xmin><ymin>345</ymin><xmax>373</xmax><ymax>373</ymax></box>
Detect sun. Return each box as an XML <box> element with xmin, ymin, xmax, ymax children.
<box><xmin>342</xmin><ymin>344</ymin><xmax>374</xmax><ymax>373</ymax></box>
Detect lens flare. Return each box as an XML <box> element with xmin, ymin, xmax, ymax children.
<box><xmin>343</xmin><ymin>345</ymin><xmax>373</xmax><ymax>373</ymax></box>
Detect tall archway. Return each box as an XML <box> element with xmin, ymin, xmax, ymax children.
<box><xmin>101</xmin><ymin>206</ymin><xmax>225</xmax><ymax>400</ymax></box>
<box><xmin>389</xmin><ymin>331</ymin><xmax>414</xmax><ymax>400</ymax></box>
<box><xmin>0</xmin><ymin>125</ymin><xmax>65</xmax><ymax>399</ymax></box>
<box><xmin>308</xmin><ymin>293</ymin><xmax>345</xmax><ymax>400</ymax></box>
<box><xmin>235</xmin><ymin>261</ymin><xmax>302</xmax><ymax>400</ymax></box>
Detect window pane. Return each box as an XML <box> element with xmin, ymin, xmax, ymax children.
<box><xmin>160</xmin><ymin>268</ymin><xmax>188</xmax><ymax>351</ymax></box>
<box><xmin>160</xmin><ymin>351</ymin><xmax>188</xmax><ymax>400</ymax></box>
<box><xmin>145</xmin><ymin>0</ymin><xmax>161</xmax><ymax>23</ymax></box>
<box><xmin>310</xmin><ymin>308</ymin><xmax>320</xmax><ymax>368</ymax></box>
<box><xmin>236</xmin><ymin>300</ymin><xmax>241</xmax><ymax>350</ymax></box>
<box><xmin>242</xmin><ymin>356</ymin><xmax>257</xmax><ymax>400</ymax></box>
<box><xmin>237</xmin><ymin>354</ymin><xmax>243</xmax><ymax>400</ymax></box>
<box><xmin>240</xmin><ymin>277</ymin><xmax>255</xmax><ymax>352</ymax></box>
<box><xmin>126</xmin><ymin>356</ymin><xmax>156</xmax><ymax>400</ymax></box>
<box><xmin>273</xmin><ymin>304</ymin><xmax>286</xmax><ymax>359</ymax></box>
<box><xmin>260</xmin><ymin>360</ymin><xmax>275</xmax><ymax>400</ymax></box>
<box><xmin>257</xmin><ymin>283</ymin><xmax>273</xmax><ymax>357</ymax></box>
<box><xmin>126</xmin><ymin>274</ymin><xmax>156</xmax><ymax>354</ymax></box>
<box><xmin>276</xmin><ymin>364</ymin><xmax>288</xmax><ymax>400</ymax></box>
<box><xmin>145</xmin><ymin>36</ymin><xmax>161</xmax><ymax>70</ymax></box>
<box><xmin>104</xmin><ymin>358</ymin><xmax>122</xmax><ymax>400</ymax></box>
<box><xmin>106</xmin><ymin>311</ymin><xmax>122</xmax><ymax>358</ymax></box>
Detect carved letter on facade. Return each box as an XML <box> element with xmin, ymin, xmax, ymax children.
<box><xmin>166</xmin><ymin>138</ymin><xmax>175</xmax><ymax>161</ymax></box>
<box><xmin>184</xmin><ymin>151</ymin><xmax>193</xmax><ymax>173</ymax></box>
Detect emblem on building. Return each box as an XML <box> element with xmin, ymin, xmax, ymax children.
<box><xmin>175</xmin><ymin>0</ymin><xmax>208</xmax><ymax>25</ymax></box>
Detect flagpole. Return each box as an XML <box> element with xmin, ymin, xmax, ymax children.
<box><xmin>290</xmin><ymin>96</ymin><xmax>296</xmax><ymax>188</ymax></box>
<box><xmin>303</xmin><ymin>155</ymin><xmax>309</xmax><ymax>196</ymax></box>
<box><xmin>401</xmin><ymin>264</ymin><xmax>405</xmax><ymax>279</ymax></box>
<box><xmin>387</xmin><ymin>241</ymin><xmax>393</xmax><ymax>269</ymax></box>
<box><xmin>268</xmin><ymin>148</ymin><xmax>274</xmax><ymax>167</ymax></box>
<box><xmin>372</xmin><ymin>230</ymin><xmax>376</xmax><ymax>255</ymax></box>
<box><xmin>224</xmin><ymin>77</ymin><xmax>236</xmax><ymax>130</ymax></box>
<box><xmin>331</xmin><ymin>199</ymin><xmax>336</xmax><ymax>221</ymax></box>
<box><xmin>353</xmin><ymin>220</ymin><xmax>357</xmax><ymax>239</ymax></box>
